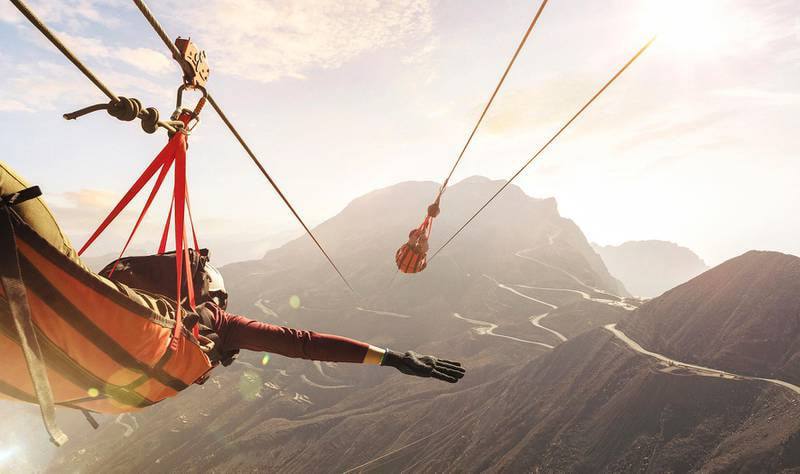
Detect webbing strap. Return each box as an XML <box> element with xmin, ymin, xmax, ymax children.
<box><xmin>0</xmin><ymin>197</ymin><xmax>68</xmax><ymax>446</ymax></box>
<box><xmin>107</xmin><ymin>153</ymin><xmax>175</xmax><ymax>278</ymax></box>
<box><xmin>185</xmin><ymin>186</ymin><xmax>199</xmax><ymax>252</ymax></box>
<box><xmin>171</xmin><ymin>133</ymin><xmax>198</xmax><ymax>347</ymax></box>
<box><xmin>81</xmin><ymin>409</ymin><xmax>100</xmax><ymax>429</ymax></box>
<box><xmin>78</xmin><ymin>115</ymin><xmax>199</xmax><ymax>348</ymax></box>
<box><xmin>158</xmin><ymin>196</ymin><xmax>174</xmax><ymax>254</ymax></box>
<box><xmin>1</xmin><ymin>186</ymin><xmax>43</xmax><ymax>207</ymax></box>
<box><xmin>421</xmin><ymin>215</ymin><xmax>433</xmax><ymax>239</ymax></box>
<box><xmin>77</xmin><ymin>135</ymin><xmax>182</xmax><ymax>256</ymax></box>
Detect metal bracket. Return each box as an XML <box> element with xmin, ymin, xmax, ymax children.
<box><xmin>175</xmin><ymin>37</ymin><xmax>209</xmax><ymax>87</ymax></box>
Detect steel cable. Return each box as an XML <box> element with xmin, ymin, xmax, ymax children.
<box><xmin>436</xmin><ymin>0</ymin><xmax>549</xmax><ymax>200</ymax></box>
<box><xmin>130</xmin><ymin>0</ymin><xmax>356</xmax><ymax>294</ymax></box>
<box><xmin>431</xmin><ymin>36</ymin><xmax>657</xmax><ymax>261</ymax></box>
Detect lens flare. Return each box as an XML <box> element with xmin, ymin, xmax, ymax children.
<box><xmin>0</xmin><ymin>445</ymin><xmax>21</xmax><ymax>467</ymax></box>
<box><xmin>261</xmin><ymin>354</ymin><xmax>271</xmax><ymax>366</ymax></box>
<box><xmin>87</xmin><ymin>387</ymin><xmax>100</xmax><ymax>398</ymax></box>
<box><xmin>289</xmin><ymin>295</ymin><xmax>301</xmax><ymax>309</ymax></box>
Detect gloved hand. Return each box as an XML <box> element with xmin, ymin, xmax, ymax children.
<box><xmin>381</xmin><ymin>350</ymin><xmax>465</xmax><ymax>383</ymax></box>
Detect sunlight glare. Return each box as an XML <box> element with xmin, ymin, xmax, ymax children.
<box><xmin>640</xmin><ymin>0</ymin><xmax>741</xmax><ymax>57</ymax></box>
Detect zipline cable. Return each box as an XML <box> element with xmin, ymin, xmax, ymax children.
<box><xmin>430</xmin><ymin>36</ymin><xmax>657</xmax><ymax>261</ymax></box>
<box><xmin>206</xmin><ymin>95</ymin><xmax>356</xmax><ymax>294</ymax></box>
<box><xmin>130</xmin><ymin>0</ymin><xmax>356</xmax><ymax>294</ymax></box>
<box><xmin>10</xmin><ymin>0</ymin><xmax>179</xmax><ymax>133</ymax></box>
<box><xmin>391</xmin><ymin>0</ymin><xmax>548</xmax><ymax>279</ymax></box>
<box><xmin>436</xmin><ymin>0</ymin><xmax>549</xmax><ymax>199</ymax></box>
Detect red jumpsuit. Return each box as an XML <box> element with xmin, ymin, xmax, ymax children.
<box><xmin>206</xmin><ymin>304</ymin><xmax>369</xmax><ymax>363</ymax></box>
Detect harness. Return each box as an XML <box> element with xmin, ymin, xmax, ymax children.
<box><xmin>0</xmin><ymin>186</ymin><xmax>67</xmax><ymax>445</ymax></box>
<box><xmin>0</xmin><ymin>186</ymin><xmax>214</xmax><ymax>445</ymax></box>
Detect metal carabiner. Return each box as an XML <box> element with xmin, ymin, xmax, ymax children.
<box><xmin>172</xmin><ymin>84</ymin><xmax>208</xmax><ymax>133</ymax></box>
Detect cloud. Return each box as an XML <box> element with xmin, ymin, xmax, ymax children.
<box><xmin>117</xmin><ymin>47</ymin><xmax>172</xmax><ymax>75</ymax></box>
<box><xmin>61</xmin><ymin>188</ymin><xmax>118</xmax><ymax>209</ymax></box>
<box><xmin>0</xmin><ymin>53</ymin><xmax>171</xmax><ymax>114</ymax></box>
<box><xmin>402</xmin><ymin>35</ymin><xmax>440</xmax><ymax>64</ymax></box>
<box><xmin>161</xmin><ymin>0</ymin><xmax>434</xmax><ymax>82</ymax></box>
<box><xmin>54</xmin><ymin>31</ymin><xmax>173</xmax><ymax>75</ymax></box>
<box><xmin>0</xmin><ymin>99</ymin><xmax>31</xmax><ymax>113</ymax></box>
<box><xmin>0</xmin><ymin>60</ymin><xmax>97</xmax><ymax>112</ymax></box>
<box><xmin>0</xmin><ymin>0</ymin><xmax>124</xmax><ymax>29</ymax></box>
<box><xmin>47</xmin><ymin>188</ymin><xmax>163</xmax><ymax>252</ymax></box>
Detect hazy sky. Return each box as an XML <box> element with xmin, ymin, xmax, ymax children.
<box><xmin>1</xmin><ymin>0</ymin><xmax>798</xmax><ymax>265</ymax></box>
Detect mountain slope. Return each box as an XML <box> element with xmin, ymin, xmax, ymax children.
<box><xmin>224</xmin><ymin>176</ymin><xmax>626</xmax><ymax>307</ymax></box>
<box><xmin>621</xmin><ymin>250</ymin><xmax>800</xmax><ymax>384</ymax></box>
<box><xmin>42</xmin><ymin>180</ymin><xmax>800</xmax><ymax>473</ymax></box>
<box><xmin>44</xmin><ymin>176</ymin><xmax>632</xmax><ymax>472</ymax></box>
<box><xmin>334</xmin><ymin>250</ymin><xmax>800</xmax><ymax>472</ymax></box>
<box><xmin>593</xmin><ymin>240</ymin><xmax>708</xmax><ymax>297</ymax></box>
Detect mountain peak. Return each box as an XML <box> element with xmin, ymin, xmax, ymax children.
<box><xmin>593</xmin><ymin>240</ymin><xmax>709</xmax><ymax>297</ymax></box>
<box><xmin>455</xmin><ymin>175</ymin><xmax>500</xmax><ymax>185</ymax></box>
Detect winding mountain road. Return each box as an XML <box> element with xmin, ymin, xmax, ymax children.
<box><xmin>483</xmin><ymin>274</ymin><xmax>568</xmax><ymax>343</ymax></box>
<box><xmin>530</xmin><ymin>312</ymin><xmax>567</xmax><ymax>342</ymax></box>
<box><xmin>352</xmin><ymin>249</ymin><xmax>799</xmax><ymax>400</ymax></box>
<box><xmin>114</xmin><ymin>413</ymin><xmax>139</xmax><ymax>438</ymax></box>
<box><xmin>355</xmin><ymin>307</ymin><xmax>412</xmax><ymax>319</ymax></box>
<box><xmin>606</xmin><ymin>324</ymin><xmax>800</xmax><ymax>396</ymax></box>
<box><xmin>344</xmin><ymin>247</ymin><xmax>800</xmax><ymax>473</ymax></box>
<box><xmin>300</xmin><ymin>374</ymin><xmax>353</xmax><ymax>390</ymax></box>
<box><xmin>516</xmin><ymin>284</ymin><xmax>636</xmax><ymax>312</ymax></box>
<box><xmin>451</xmin><ymin>312</ymin><xmax>554</xmax><ymax>349</ymax></box>
<box><xmin>515</xmin><ymin>249</ymin><xmax>637</xmax><ymax>309</ymax></box>
<box><xmin>492</xmin><ymin>251</ymin><xmax>800</xmax><ymax>397</ymax></box>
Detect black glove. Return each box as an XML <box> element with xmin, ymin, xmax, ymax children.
<box><xmin>381</xmin><ymin>350</ymin><xmax>465</xmax><ymax>383</ymax></box>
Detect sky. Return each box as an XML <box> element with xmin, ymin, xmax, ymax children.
<box><xmin>1</xmin><ymin>0</ymin><xmax>798</xmax><ymax>266</ymax></box>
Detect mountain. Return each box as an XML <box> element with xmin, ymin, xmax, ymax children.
<box><xmin>224</xmin><ymin>176</ymin><xmax>627</xmax><ymax>307</ymax></box>
<box><xmin>38</xmin><ymin>180</ymin><xmax>800</xmax><ymax>472</ymax></box>
<box><xmin>190</xmin><ymin>251</ymin><xmax>797</xmax><ymax>473</ymax></box>
<box><xmin>319</xmin><ymin>328</ymin><xmax>799</xmax><ymax>473</ymax></box>
<box><xmin>42</xmin><ymin>176</ymin><xmax>636</xmax><ymax>472</ymax></box>
<box><xmin>319</xmin><ymin>251</ymin><xmax>800</xmax><ymax>472</ymax></box>
<box><xmin>620</xmin><ymin>250</ymin><xmax>800</xmax><ymax>384</ymax></box>
<box><xmin>593</xmin><ymin>240</ymin><xmax>709</xmax><ymax>297</ymax></box>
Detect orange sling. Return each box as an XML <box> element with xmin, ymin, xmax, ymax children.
<box><xmin>0</xmin><ymin>191</ymin><xmax>212</xmax><ymax>445</ymax></box>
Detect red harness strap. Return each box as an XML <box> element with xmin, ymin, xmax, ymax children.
<box><xmin>79</xmin><ymin>117</ymin><xmax>200</xmax><ymax>347</ymax></box>
<box><xmin>105</xmin><ymin>147</ymin><xmax>176</xmax><ymax>278</ymax></box>
<box><xmin>171</xmin><ymin>136</ymin><xmax>196</xmax><ymax>347</ymax></box>
<box><xmin>158</xmin><ymin>196</ymin><xmax>175</xmax><ymax>254</ymax></box>
<box><xmin>78</xmin><ymin>136</ymin><xmax>182</xmax><ymax>257</ymax></box>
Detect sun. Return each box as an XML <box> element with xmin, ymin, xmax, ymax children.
<box><xmin>639</xmin><ymin>0</ymin><xmax>744</xmax><ymax>57</ymax></box>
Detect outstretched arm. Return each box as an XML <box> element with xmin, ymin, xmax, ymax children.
<box><xmin>207</xmin><ymin>304</ymin><xmax>465</xmax><ymax>383</ymax></box>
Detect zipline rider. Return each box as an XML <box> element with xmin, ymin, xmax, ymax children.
<box><xmin>0</xmin><ymin>161</ymin><xmax>466</xmax><ymax>384</ymax></box>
